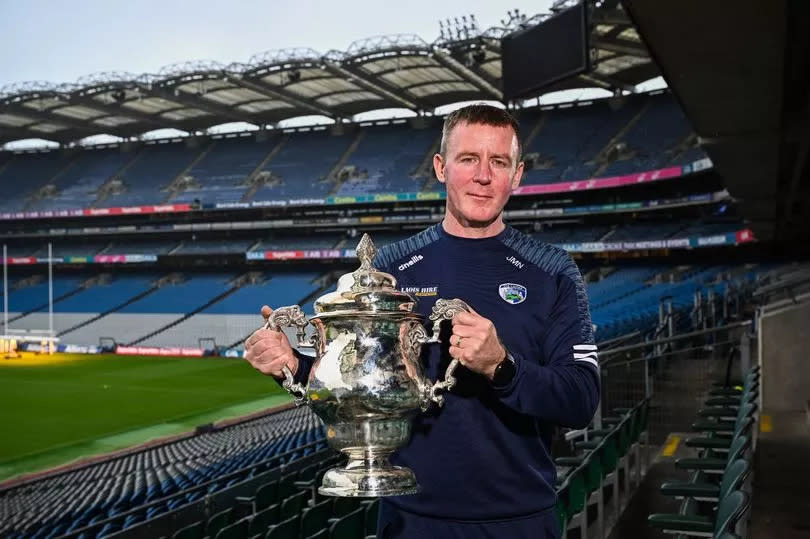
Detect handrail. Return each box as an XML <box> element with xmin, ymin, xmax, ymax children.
<box><xmin>597</xmin><ymin>330</ymin><xmax>641</xmax><ymax>351</ymax></box>
<box><xmin>599</xmin><ymin>320</ymin><xmax>750</xmax><ymax>363</ymax></box>
<box><xmin>753</xmin><ymin>273</ymin><xmax>810</xmax><ymax>299</ymax></box>
<box><xmin>601</xmin><ymin>340</ymin><xmax>738</xmax><ymax>369</ymax></box>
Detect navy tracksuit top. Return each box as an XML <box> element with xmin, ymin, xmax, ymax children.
<box><xmin>293</xmin><ymin>223</ymin><xmax>600</xmax><ymax>521</ymax></box>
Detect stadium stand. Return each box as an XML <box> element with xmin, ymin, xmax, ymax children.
<box><xmin>0</xmin><ymin>93</ymin><xmax>706</xmax><ymax>212</ymax></box>
<box><xmin>103</xmin><ymin>143</ymin><xmax>202</xmax><ymax>207</ymax></box>
<box><xmin>0</xmin><ymin>406</ymin><xmax>328</xmax><ymax>538</ymax></box>
<box><xmin>169</xmin><ymin>136</ymin><xmax>280</xmax><ymax>204</ymax></box>
<box><xmin>0</xmin><ymin>151</ymin><xmax>69</xmax><ymax>212</ymax></box>
<box><xmin>7</xmin><ymin>265</ymin><xmax>756</xmax><ymax>352</ymax></box>
<box><xmin>28</xmin><ymin>149</ymin><xmax>131</xmax><ymax>211</ymax></box>
<box><xmin>334</xmin><ymin>123</ymin><xmax>436</xmax><ymax>196</ymax></box>
<box><xmin>251</xmin><ymin>129</ymin><xmax>354</xmax><ymax>201</ymax></box>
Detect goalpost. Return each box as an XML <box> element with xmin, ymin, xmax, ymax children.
<box><xmin>2</xmin><ymin>243</ymin><xmax>59</xmax><ymax>357</ymax></box>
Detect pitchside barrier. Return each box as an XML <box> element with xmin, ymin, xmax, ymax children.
<box><xmin>2</xmin><ymin>330</ymin><xmax>58</xmax><ymax>356</ymax></box>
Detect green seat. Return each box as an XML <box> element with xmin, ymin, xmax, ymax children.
<box><xmin>301</xmin><ymin>499</ymin><xmax>333</xmax><ymax>538</ymax></box>
<box><xmin>280</xmin><ymin>490</ymin><xmax>308</xmax><ymax>520</ymax></box>
<box><xmin>576</xmin><ymin>428</ymin><xmax>619</xmax><ymax>528</ymax></box>
<box><xmin>249</xmin><ymin>504</ymin><xmax>280</xmax><ymax>537</ymax></box>
<box><xmin>328</xmin><ymin>507</ymin><xmax>365</xmax><ymax>539</ymax></box>
<box><xmin>661</xmin><ymin>458</ymin><xmax>749</xmax><ymax>502</ymax></box>
<box><xmin>234</xmin><ymin>479</ymin><xmax>280</xmax><ymax>515</ymax></box>
<box><xmin>171</xmin><ymin>520</ymin><xmax>203</xmax><ymax>539</ymax></box>
<box><xmin>554</xmin><ymin>475</ymin><xmax>570</xmax><ymax>536</ymax></box>
<box><xmin>303</xmin><ymin>529</ymin><xmax>329</xmax><ymax>539</ymax></box>
<box><xmin>332</xmin><ymin>497</ymin><xmax>363</xmax><ymax>518</ymax></box>
<box><xmin>214</xmin><ymin>517</ymin><xmax>250</xmax><ymax>539</ymax></box>
<box><xmin>691</xmin><ymin>403</ymin><xmax>756</xmax><ymax>436</ymax></box>
<box><xmin>699</xmin><ymin>390</ymin><xmax>757</xmax><ymax>417</ymax></box>
<box><xmin>708</xmin><ymin>371</ymin><xmax>759</xmax><ymax>396</ymax></box>
<box><xmin>363</xmin><ymin>499</ymin><xmax>379</xmax><ymax>537</ymax></box>
<box><xmin>557</xmin><ymin>461</ymin><xmax>588</xmax><ymax>537</ymax></box>
<box><xmin>685</xmin><ymin>416</ymin><xmax>753</xmax><ymax>453</ymax></box>
<box><xmin>569</xmin><ymin>439</ymin><xmax>607</xmax><ymax>537</ymax></box>
<box><xmin>278</xmin><ymin>472</ymin><xmax>300</xmax><ymax>500</ymax></box>
<box><xmin>207</xmin><ymin>508</ymin><xmax>232</xmax><ymax>539</ymax></box>
<box><xmin>256</xmin><ymin>480</ymin><xmax>280</xmax><ymax>510</ymax></box>
<box><xmin>676</xmin><ymin>435</ymin><xmax>750</xmax><ymax>474</ymax></box>
<box><xmin>648</xmin><ymin>489</ymin><xmax>750</xmax><ymax>537</ymax></box>
<box><xmin>265</xmin><ymin>514</ymin><xmax>299</xmax><ymax>539</ymax></box>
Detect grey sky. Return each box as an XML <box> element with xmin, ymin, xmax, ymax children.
<box><xmin>0</xmin><ymin>0</ymin><xmax>555</xmax><ymax>87</ymax></box>
<box><xmin>0</xmin><ymin>0</ymin><xmax>664</xmax><ymax>148</ymax></box>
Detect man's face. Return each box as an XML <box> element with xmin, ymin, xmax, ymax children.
<box><xmin>434</xmin><ymin>121</ymin><xmax>524</xmax><ymax>229</ymax></box>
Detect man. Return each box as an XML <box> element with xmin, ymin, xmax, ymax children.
<box><xmin>244</xmin><ymin>104</ymin><xmax>600</xmax><ymax>538</ymax></box>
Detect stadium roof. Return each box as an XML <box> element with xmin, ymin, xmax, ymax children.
<box><xmin>0</xmin><ymin>0</ymin><xmax>657</xmax><ymax>145</ymax></box>
<box><xmin>623</xmin><ymin>0</ymin><xmax>810</xmax><ymax>244</ymax></box>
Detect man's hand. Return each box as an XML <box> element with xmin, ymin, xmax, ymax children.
<box><xmin>244</xmin><ymin>305</ymin><xmax>298</xmax><ymax>379</ymax></box>
<box><xmin>449</xmin><ymin>307</ymin><xmax>507</xmax><ymax>381</ymax></box>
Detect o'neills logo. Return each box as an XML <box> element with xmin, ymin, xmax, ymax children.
<box><xmin>398</xmin><ymin>254</ymin><xmax>424</xmax><ymax>271</ymax></box>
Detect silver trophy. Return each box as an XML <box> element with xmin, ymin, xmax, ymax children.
<box><xmin>265</xmin><ymin>233</ymin><xmax>470</xmax><ymax>497</ymax></box>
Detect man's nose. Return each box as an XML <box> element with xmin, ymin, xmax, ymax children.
<box><xmin>474</xmin><ymin>161</ymin><xmax>493</xmax><ymax>184</ymax></box>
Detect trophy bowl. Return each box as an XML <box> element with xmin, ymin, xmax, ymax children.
<box><xmin>266</xmin><ymin>234</ymin><xmax>469</xmax><ymax>497</ymax></box>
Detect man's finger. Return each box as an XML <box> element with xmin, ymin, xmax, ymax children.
<box><xmin>246</xmin><ymin>329</ymin><xmax>272</xmax><ymax>348</ymax></box>
<box><xmin>453</xmin><ymin>311</ymin><xmax>480</xmax><ymax>326</ymax></box>
<box><xmin>448</xmin><ymin>345</ymin><xmax>468</xmax><ymax>364</ymax></box>
<box><xmin>261</xmin><ymin>305</ymin><xmax>273</xmax><ymax>320</ymax></box>
<box><xmin>451</xmin><ymin>325</ymin><xmax>477</xmax><ymax>339</ymax></box>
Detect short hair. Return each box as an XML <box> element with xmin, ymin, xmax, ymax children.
<box><xmin>439</xmin><ymin>104</ymin><xmax>522</xmax><ymax>162</ymax></box>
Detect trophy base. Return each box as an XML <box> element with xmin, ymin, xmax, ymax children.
<box><xmin>318</xmin><ymin>461</ymin><xmax>420</xmax><ymax>497</ymax></box>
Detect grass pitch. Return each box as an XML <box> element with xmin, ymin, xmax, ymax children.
<box><xmin>0</xmin><ymin>353</ymin><xmax>290</xmax><ymax>481</ymax></box>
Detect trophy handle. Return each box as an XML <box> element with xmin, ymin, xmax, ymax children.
<box><xmin>422</xmin><ymin>298</ymin><xmax>472</xmax><ymax>408</ymax></box>
<box><xmin>264</xmin><ymin>305</ymin><xmax>311</xmax><ymax>405</ymax></box>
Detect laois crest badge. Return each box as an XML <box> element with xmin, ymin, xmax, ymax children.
<box><xmin>498</xmin><ymin>283</ymin><xmax>527</xmax><ymax>305</ymax></box>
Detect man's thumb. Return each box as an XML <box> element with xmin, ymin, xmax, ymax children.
<box><xmin>261</xmin><ymin>305</ymin><xmax>273</xmax><ymax>320</ymax></box>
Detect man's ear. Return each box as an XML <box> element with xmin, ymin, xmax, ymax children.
<box><xmin>511</xmin><ymin>161</ymin><xmax>525</xmax><ymax>190</ymax></box>
<box><xmin>433</xmin><ymin>153</ymin><xmax>446</xmax><ymax>184</ymax></box>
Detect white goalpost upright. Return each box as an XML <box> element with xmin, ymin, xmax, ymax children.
<box><xmin>1</xmin><ymin>242</ymin><xmax>59</xmax><ymax>356</ymax></box>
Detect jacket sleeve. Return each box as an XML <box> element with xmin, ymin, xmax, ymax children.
<box><xmin>273</xmin><ymin>349</ymin><xmax>315</xmax><ymax>389</ymax></box>
<box><xmin>493</xmin><ymin>259</ymin><xmax>600</xmax><ymax>428</ymax></box>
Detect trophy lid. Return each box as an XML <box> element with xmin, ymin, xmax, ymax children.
<box><xmin>313</xmin><ymin>234</ymin><xmax>419</xmax><ymax>316</ymax></box>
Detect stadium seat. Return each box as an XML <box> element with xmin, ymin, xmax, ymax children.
<box><xmin>300</xmin><ymin>499</ymin><xmax>333</xmax><ymax>538</ymax></box>
<box><xmin>647</xmin><ymin>489</ymin><xmax>750</xmax><ymax>537</ymax></box>
<box><xmin>264</xmin><ymin>514</ymin><xmax>299</xmax><ymax>539</ymax></box>
<box><xmin>171</xmin><ymin>520</ymin><xmax>204</xmax><ymax>539</ymax></box>
<box><xmin>327</xmin><ymin>507</ymin><xmax>365</xmax><ymax>539</ymax></box>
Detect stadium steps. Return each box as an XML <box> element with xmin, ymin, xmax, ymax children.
<box><xmin>521</xmin><ymin>113</ymin><xmax>547</xmax><ymax>150</ymax></box>
<box><xmin>240</xmin><ymin>135</ymin><xmax>289</xmax><ymax>202</ymax></box>
<box><xmin>7</xmin><ymin>275</ymin><xmax>111</xmax><ymax>324</ymax></box>
<box><xmin>600</xmin><ymin>226</ymin><xmax>617</xmax><ymax>241</ymax></box>
<box><xmin>666</xmin><ymin>133</ymin><xmax>699</xmax><ymax>166</ymax></box>
<box><xmin>414</xmin><ymin>131</ymin><xmax>442</xmax><ymax>186</ymax></box>
<box><xmin>327</xmin><ymin>130</ymin><xmax>366</xmax><ymax>194</ymax></box>
<box><xmin>96</xmin><ymin>241</ymin><xmax>115</xmax><ymax>254</ymax></box>
<box><xmin>223</xmin><ymin>275</ymin><xmax>335</xmax><ymax>351</ymax></box>
<box><xmin>0</xmin><ymin>155</ymin><xmax>12</xmax><ymax>177</ymax></box>
<box><xmin>91</xmin><ymin>149</ymin><xmax>145</xmax><ymax>208</ymax></box>
<box><xmin>163</xmin><ymin>141</ymin><xmax>217</xmax><ymax>203</ymax></box>
<box><xmin>21</xmin><ymin>155</ymin><xmax>82</xmax><ymax>211</ymax></box>
<box><xmin>57</xmin><ymin>283</ymin><xmax>163</xmax><ymax>337</ymax></box>
<box><xmin>126</xmin><ymin>284</ymin><xmax>243</xmax><ymax>346</ymax></box>
<box><xmin>590</xmin><ymin>100</ymin><xmax>653</xmax><ymax>178</ymax></box>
